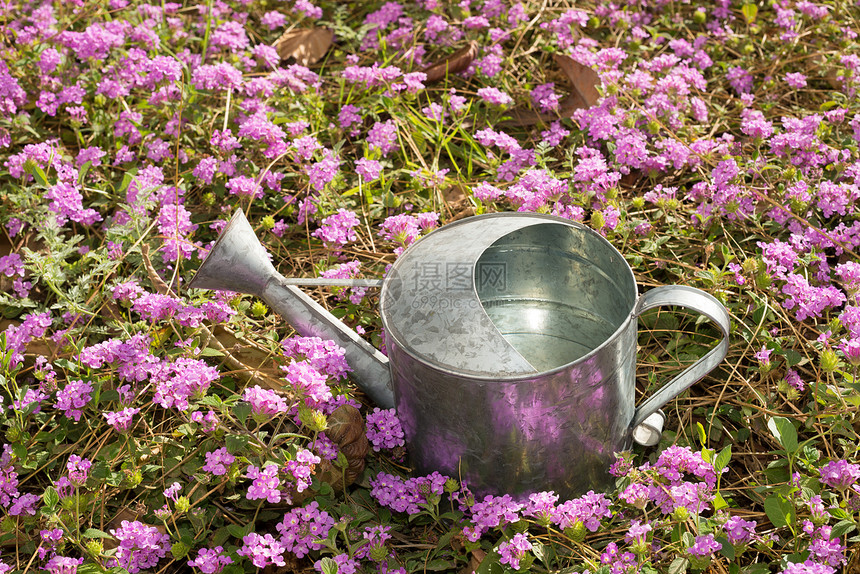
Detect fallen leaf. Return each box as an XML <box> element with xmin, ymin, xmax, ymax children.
<box><xmin>273</xmin><ymin>27</ymin><xmax>334</xmax><ymax>66</ymax></box>
<box><xmin>422</xmin><ymin>41</ymin><xmax>479</xmax><ymax>83</ymax></box>
<box><xmin>553</xmin><ymin>53</ymin><xmax>601</xmax><ymax>109</ymax></box>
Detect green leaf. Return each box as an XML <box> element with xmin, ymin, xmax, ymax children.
<box><xmin>199</xmin><ymin>346</ymin><xmax>225</xmax><ymax>357</ymax></box>
<box><xmin>232</xmin><ymin>402</ymin><xmax>251</xmax><ymax>425</ymax></box>
<box><xmin>318</xmin><ymin>557</ymin><xmax>339</xmax><ymax>574</ymax></box>
<box><xmin>225</xmin><ymin>434</ymin><xmax>249</xmax><ymax>454</ymax></box>
<box><xmin>831</xmin><ymin>519</ymin><xmax>856</xmax><ymax>538</ymax></box>
<box><xmin>742</xmin><ymin>3</ymin><xmax>758</xmax><ymax>23</ymax></box>
<box><xmin>83</xmin><ymin>528</ymin><xmax>113</xmax><ymax>539</ymax></box>
<box><xmin>714</xmin><ymin>445</ymin><xmax>732</xmax><ymax>473</ymax></box>
<box><xmin>717</xmin><ymin>535</ymin><xmax>735</xmax><ymax>560</ymax></box>
<box><xmin>695</xmin><ymin>422</ymin><xmax>707</xmax><ymax>447</ymax></box>
<box><xmin>42</xmin><ymin>486</ymin><xmax>59</xmax><ymax>510</ymax></box>
<box><xmin>475</xmin><ymin>550</ymin><xmax>504</xmax><ymax>574</ymax></box>
<box><xmin>767</xmin><ymin>416</ymin><xmax>798</xmax><ymax>453</ymax></box>
<box><xmin>668</xmin><ymin>557</ymin><xmax>689</xmax><ymax>574</ymax></box>
<box><xmin>226</xmin><ymin>524</ymin><xmax>247</xmax><ymax>539</ymax></box>
<box><xmin>764</xmin><ymin>495</ymin><xmax>794</xmax><ymax>528</ymax></box>
<box><xmin>713</xmin><ymin>491</ymin><xmax>729</xmax><ymax>511</ymax></box>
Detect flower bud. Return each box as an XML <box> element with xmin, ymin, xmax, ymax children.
<box><xmin>590</xmin><ymin>210</ymin><xmax>605</xmax><ymax>231</ymax></box>
<box><xmin>672</xmin><ymin>506</ymin><xmax>689</xmax><ymax>521</ymax></box>
<box><xmin>202</xmin><ymin>192</ymin><xmax>216</xmax><ymax>207</ymax></box>
<box><xmin>123</xmin><ymin>469</ymin><xmax>143</xmax><ymax>489</ymax></box>
<box><xmin>85</xmin><ymin>539</ymin><xmax>103</xmax><ymax>558</ymax></box>
<box><xmin>693</xmin><ymin>9</ymin><xmax>707</xmax><ymax>24</ymax></box>
<box><xmin>820</xmin><ymin>349</ymin><xmax>841</xmax><ymax>373</ymax></box>
<box><xmin>369</xmin><ymin>544</ymin><xmax>389</xmax><ymax>561</ymax></box>
<box><xmin>250</xmin><ymin>301</ymin><xmax>268</xmax><ymax>318</ymax></box>
<box><xmin>262</xmin><ymin>215</ymin><xmax>276</xmax><ymax>230</ymax></box>
<box><xmin>175</xmin><ymin>496</ymin><xmax>191</xmax><ymax>514</ymax></box>
<box><xmin>444</xmin><ymin>478</ymin><xmax>460</xmax><ymax>494</ymax></box>
<box><xmin>171</xmin><ymin>541</ymin><xmax>190</xmax><ymax>559</ymax></box>
<box><xmin>564</xmin><ymin>521</ymin><xmax>586</xmax><ymax>542</ymax></box>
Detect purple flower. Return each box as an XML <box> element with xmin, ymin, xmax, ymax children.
<box><xmin>203</xmin><ymin>447</ymin><xmax>235</xmax><ymax>476</ymax></box>
<box><xmin>66</xmin><ymin>455</ymin><xmax>91</xmax><ymax>486</ymax></box>
<box><xmin>44</xmin><ymin>556</ymin><xmax>84</xmax><ymax>574</ymax></box>
<box><xmin>497</xmin><ymin>532</ymin><xmax>532</xmax><ymax>570</ymax></box>
<box><xmin>109</xmin><ymin>520</ymin><xmax>170</xmax><ymax>573</ymax></box>
<box><xmin>840</xmin><ymin>338</ymin><xmax>860</xmax><ymax>366</ymax></box>
<box><xmin>521</xmin><ymin>491</ymin><xmax>559</xmax><ymax>524</ymax></box>
<box><xmin>531</xmin><ymin>82</ymin><xmax>560</xmax><ymax>113</ymax></box>
<box><xmin>624</xmin><ymin>519</ymin><xmax>653</xmax><ymax>545</ymax></box>
<box><xmin>246</xmin><ymin>463</ymin><xmax>283</xmax><ymax>503</ymax></box>
<box><xmin>276</xmin><ymin>501</ymin><xmax>334</xmax><ymax>558</ymax></box>
<box><xmin>54</xmin><ymin>380</ymin><xmax>93</xmax><ymax>421</ymax></box>
<box><xmin>473</xmin><ymin>182</ymin><xmax>503</xmax><ymax>201</ymax></box>
<box><xmin>338</xmin><ymin>104</ymin><xmax>362</xmax><ymax>133</ymax></box>
<box><xmin>9</xmin><ymin>492</ymin><xmax>39</xmax><ymax>516</ymax></box>
<box><xmin>243</xmin><ymin>385</ymin><xmax>289</xmax><ymax>421</ymax></box>
<box><xmin>462</xmin><ymin>494</ymin><xmax>523</xmax><ymax>541</ymax></box>
<box><xmin>312</xmin><ymin>209</ymin><xmax>360</xmax><ymax>248</ymax></box>
<box><xmin>305</xmin><ymin>150</ymin><xmax>340</xmax><ymax>191</ymax></box>
<box><xmin>163</xmin><ymin>482</ymin><xmax>182</xmax><ymax>502</ymax></box>
<box><xmin>365</xmin><ymin>408</ymin><xmax>405</xmax><ymax>451</ymax></box>
<box><xmin>281</xmin><ymin>336</ymin><xmax>351</xmax><ymax>380</ymax></box>
<box><xmin>819</xmin><ymin>459</ymin><xmax>860</xmax><ymax>490</ymax></box>
<box><xmin>191</xmin><ymin>63</ymin><xmax>243</xmax><ymax>91</ymax></box>
<box><xmin>724</xmin><ymin>516</ymin><xmax>758</xmax><ymax>546</ymax></box>
<box><xmin>355</xmin><ymin>157</ymin><xmax>382</xmax><ymax>181</ymax></box>
<box><xmin>157</xmin><ymin>203</ymin><xmax>198</xmax><ymax>262</ymax></box>
<box><xmin>285</xmin><ymin>448</ymin><xmax>320</xmax><ymax>492</ymax></box>
<box><xmin>785</xmin><ymin>72</ymin><xmax>808</xmax><ymax>89</ymax></box>
<box><xmin>282</xmin><ymin>361</ymin><xmax>331</xmax><ymax>406</ymax></box>
<box><xmin>477</xmin><ymin>87</ymin><xmax>513</xmax><ymax>106</ymax></box>
<box><xmin>103</xmin><ymin>408</ymin><xmax>140</xmax><ymax>433</ymax></box>
<box><xmin>780</xmin><ymin>561</ymin><xmax>836</xmax><ymax>574</ymax></box>
<box><xmin>367</xmin><ymin>120</ymin><xmax>398</xmax><ymax>157</ymax></box>
<box><xmin>187</xmin><ymin>546</ymin><xmax>233</xmax><ymax>574</ymax></box>
<box><xmin>687</xmin><ymin>533</ymin><xmax>722</xmax><ymax>557</ymax></box>
<box><xmin>320</xmin><ymin>261</ymin><xmax>367</xmax><ymax>305</ymax></box>
<box><xmin>553</xmin><ymin>490</ymin><xmax>612</xmax><ymax>532</ymax></box>
<box><xmin>236</xmin><ymin>532</ymin><xmax>287</xmax><ymax>568</ymax></box>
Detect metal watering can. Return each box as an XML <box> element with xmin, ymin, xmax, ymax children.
<box><xmin>189</xmin><ymin>209</ymin><xmax>730</xmax><ymax>500</ymax></box>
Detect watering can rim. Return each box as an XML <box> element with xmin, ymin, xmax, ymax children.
<box><xmin>379</xmin><ymin>211</ymin><xmax>640</xmax><ymax>382</ymax></box>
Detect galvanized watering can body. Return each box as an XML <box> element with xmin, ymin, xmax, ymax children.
<box><xmin>190</xmin><ymin>210</ymin><xmax>730</xmax><ymax>500</ymax></box>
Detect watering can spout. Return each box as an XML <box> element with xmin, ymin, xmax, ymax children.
<box><xmin>188</xmin><ymin>209</ymin><xmax>394</xmax><ymax>409</ymax></box>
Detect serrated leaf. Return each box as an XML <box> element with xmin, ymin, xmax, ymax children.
<box><xmin>83</xmin><ymin>528</ymin><xmax>113</xmax><ymax>539</ymax></box>
<box><xmin>717</xmin><ymin>535</ymin><xmax>735</xmax><ymax>560</ymax></box>
<box><xmin>225</xmin><ymin>434</ymin><xmax>249</xmax><ymax>454</ymax></box>
<box><xmin>318</xmin><ymin>556</ymin><xmax>339</xmax><ymax>574</ymax></box>
<box><xmin>668</xmin><ymin>557</ymin><xmax>689</xmax><ymax>574</ymax></box>
<box><xmin>43</xmin><ymin>486</ymin><xmax>59</xmax><ymax>510</ymax></box>
<box><xmin>764</xmin><ymin>495</ymin><xmax>794</xmax><ymax>528</ymax></box>
<box><xmin>831</xmin><ymin>519</ymin><xmax>856</xmax><ymax>538</ymax></box>
<box><xmin>232</xmin><ymin>402</ymin><xmax>251</xmax><ymax>425</ymax></box>
<box><xmin>714</xmin><ymin>445</ymin><xmax>732</xmax><ymax>472</ymax></box>
<box><xmin>226</xmin><ymin>524</ymin><xmax>247</xmax><ymax>539</ymax></box>
<box><xmin>767</xmin><ymin>416</ymin><xmax>798</xmax><ymax>453</ymax></box>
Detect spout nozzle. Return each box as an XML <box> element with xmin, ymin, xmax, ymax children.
<box><xmin>187</xmin><ymin>208</ymin><xmax>395</xmax><ymax>409</ymax></box>
<box><xmin>188</xmin><ymin>209</ymin><xmax>277</xmax><ymax>296</ymax></box>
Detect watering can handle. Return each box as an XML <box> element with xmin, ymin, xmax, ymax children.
<box><xmin>630</xmin><ymin>285</ymin><xmax>731</xmax><ymax>430</ymax></box>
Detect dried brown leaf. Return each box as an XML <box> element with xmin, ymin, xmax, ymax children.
<box><xmin>422</xmin><ymin>41</ymin><xmax>479</xmax><ymax>83</ymax></box>
<box><xmin>553</xmin><ymin>53</ymin><xmax>601</xmax><ymax>109</ymax></box>
<box><xmin>273</xmin><ymin>27</ymin><xmax>334</xmax><ymax>66</ymax></box>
